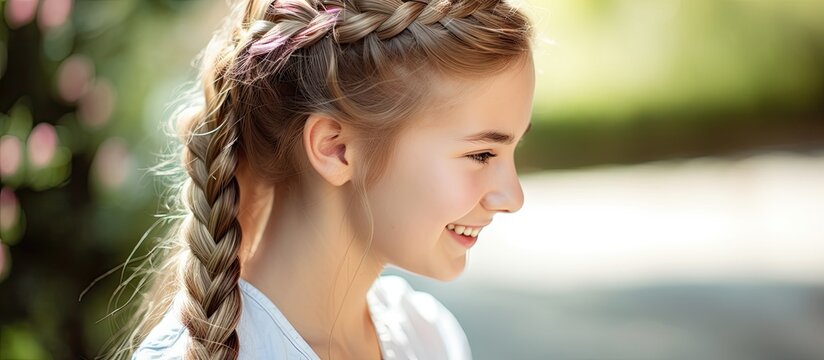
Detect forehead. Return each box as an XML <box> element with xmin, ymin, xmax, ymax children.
<box><xmin>412</xmin><ymin>57</ymin><xmax>535</xmax><ymax>137</ymax></box>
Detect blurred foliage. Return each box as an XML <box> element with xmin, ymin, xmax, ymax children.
<box><xmin>0</xmin><ymin>0</ymin><xmax>822</xmax><ymax>358</ymax></box>
<box><xmin>530</xmin><ymin>0</ymin><xmax>824</xmax><ymax>120</ymax></box>
<box><xmin>517</xmin><ymin>0</ymin><xmax>824</xmax><ymax>171</ymax></box>
<box><xmin>0</xmin><ymin>0</ymin><xmax>182</xmax><ymax>358</ymax></box>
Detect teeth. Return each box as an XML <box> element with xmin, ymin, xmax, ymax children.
<box><xmin>446</xmin><ymin>223</ymin><xmax>482</xmax><ymax>238</ymax></box>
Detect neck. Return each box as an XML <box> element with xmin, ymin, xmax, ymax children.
<box><xmin>239</xmin><ymin>181</ymin><xmax>386</xmax><ymax>352</ymax></box>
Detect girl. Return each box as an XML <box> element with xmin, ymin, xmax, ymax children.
<box><xmin>116</xmin><ymin>0</ymin><xmax>534</xmax><ymax>358</ymax></box>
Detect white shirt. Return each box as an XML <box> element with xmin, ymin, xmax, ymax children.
<box><xmin>133</xmin><ymin>275</ymin><xmax>472</xmax><ymax>359</ymax></box>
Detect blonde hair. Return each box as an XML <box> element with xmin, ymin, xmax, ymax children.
<box><xmin>105</xmin><ymin>0</ymin><xmax>533</xmax><ymax>358</ymax></box>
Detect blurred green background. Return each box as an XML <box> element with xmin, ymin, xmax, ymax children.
<box><xmin>1</xmin><ymin>0</ymin><xmax>822</xmax><ymax>359</ymax></box>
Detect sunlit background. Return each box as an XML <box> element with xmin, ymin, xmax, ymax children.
<box><xmin>1</xmin><ymin>0</ymin><xmax>823</xmax><ymax>359</ymax></box>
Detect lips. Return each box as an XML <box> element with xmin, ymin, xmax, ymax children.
<box><xmin>446</xmin><ymin>226</ymin><xmax>478</xmax><ymax>248</ymax></box>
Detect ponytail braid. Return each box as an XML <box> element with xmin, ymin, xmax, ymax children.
<box><xmin>177</xmin><ymin>28</ymin><xmax>246</xmax><ymax>358</ymax></box>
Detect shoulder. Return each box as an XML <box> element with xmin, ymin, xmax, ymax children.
<box><xmin>131</xmin><ymin>297</ymin><xmax>187</xmax><ymax>360</ymax></box>
<box><xmin>370</xmin><ymin>275</ymin><xmax>472</xmax><ymax>360</ymax></box>
<box><xmin>133</xmin><ymin>285</ymin><xmax>315</xmax><ymax>360</ymax></box>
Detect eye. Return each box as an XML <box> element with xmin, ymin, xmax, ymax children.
<box><xmin>467</xmin><ymin>152</ymin><xmax>497</xmax><ymax>165</ymax></box>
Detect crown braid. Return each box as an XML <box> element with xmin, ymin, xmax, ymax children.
<box><xmin>245</xmin><ymin>0</ymin><xmax>521</xmax><ymax>53</ymax></box>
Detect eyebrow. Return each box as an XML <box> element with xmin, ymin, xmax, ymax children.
<box><xmin>461</xmin><ymin>122</ymin><xmax>532</xmax><ymax>145</ymax></box>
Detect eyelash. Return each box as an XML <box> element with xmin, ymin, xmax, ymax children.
<box><xmin>468</xmin><ymin>152</ymin><xmax>497</xmax><ymax>165</ymax></box>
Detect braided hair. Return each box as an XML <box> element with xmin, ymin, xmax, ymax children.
<box><xmin>112</xmin><ymin>1</ymin><xmax>533</xmax><ymax>359</ymax></box>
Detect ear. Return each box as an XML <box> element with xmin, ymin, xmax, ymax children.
<box><xmin>302</xmin><ymin>114</ymin><xmax>354</xmax><ymax>187</ymax></box>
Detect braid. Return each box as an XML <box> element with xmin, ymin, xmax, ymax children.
<box><xmin>178</xmin><ymin>78</ymin><xmax>244</xmax><ymax>358</ymax></box>
<box><xmin>247</xmin><ymin>1</ymin><xmax>342</xmax><ymax>56</ymax></box>
<box><xmin>244</xmin><ymin>0</ymin><xmax>526</xmax><ymax>54</ymax></box>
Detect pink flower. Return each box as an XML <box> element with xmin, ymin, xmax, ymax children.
<box><xmin>93</xmin><ymin>137</ymin><xmax>132</xmax><ymax>190</ymax></box>
<box><xmin>27</xmin><ymin>123</ymin><xmax>58</xmax><ymax>168</ymax></box>
<box><xmin>37</xmin><ymin>0</ymin><xmax>72</xmax><ymax>31</ymax></box>
<box><xmin>56</xmin><ymin>54</ymin><xmax>94</xmax><ymax>103</ymax></box>
<box><xmin>0</xmin><ymin>135</ymin><xmax>22</xmax><ymax>177</ymax></box>
<box><xmin>4</xmin><ymin>0</ymin><xmax>38</xmax><ymax>29</ymax></box>
<box><xmin>78</xmin><ymin>78</ymin><xmax>115</xmax><ymax>129</ymax></box>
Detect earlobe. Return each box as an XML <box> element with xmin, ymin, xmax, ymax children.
<box><xmin>303</xmin><ymin>114</ymin><xmax>353</xmax><ymax>186</ymax></box>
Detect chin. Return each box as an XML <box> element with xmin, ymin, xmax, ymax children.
<box><xmin>391</xmin><ymin>254</ymin><xmax>467</xmax><ymax>282</ymax></box>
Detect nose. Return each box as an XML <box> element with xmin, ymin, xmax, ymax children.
<box><xmin>481</xmin><ymin>161</ymin><xmax>524</xmax><ymax>213</ymax></box>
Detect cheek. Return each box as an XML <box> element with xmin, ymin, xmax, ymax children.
<box><xmin>388</xmin><ymin>155</ymin><xmax>481</xmax><ymax>237</ymax></box>
<box><xmin>428</xmin><ymin>162</ymin><xmax>480</xmax><ymax>218</ymax></box>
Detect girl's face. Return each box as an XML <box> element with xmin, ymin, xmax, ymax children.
<box><xmin>365</xmin><ymin>57</ymin><xmax>535</xmax><ymax>281</ymax></box>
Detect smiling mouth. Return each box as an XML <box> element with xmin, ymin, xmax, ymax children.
<box><xmin>446</xmin><ymin>223</ymin><xmax>483</xmax><ymax>238</ymax></box>
<box><xmin>446</xmin><ymin>226</ymin><xmax>478</xmax><ymax>248</ymax></box>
